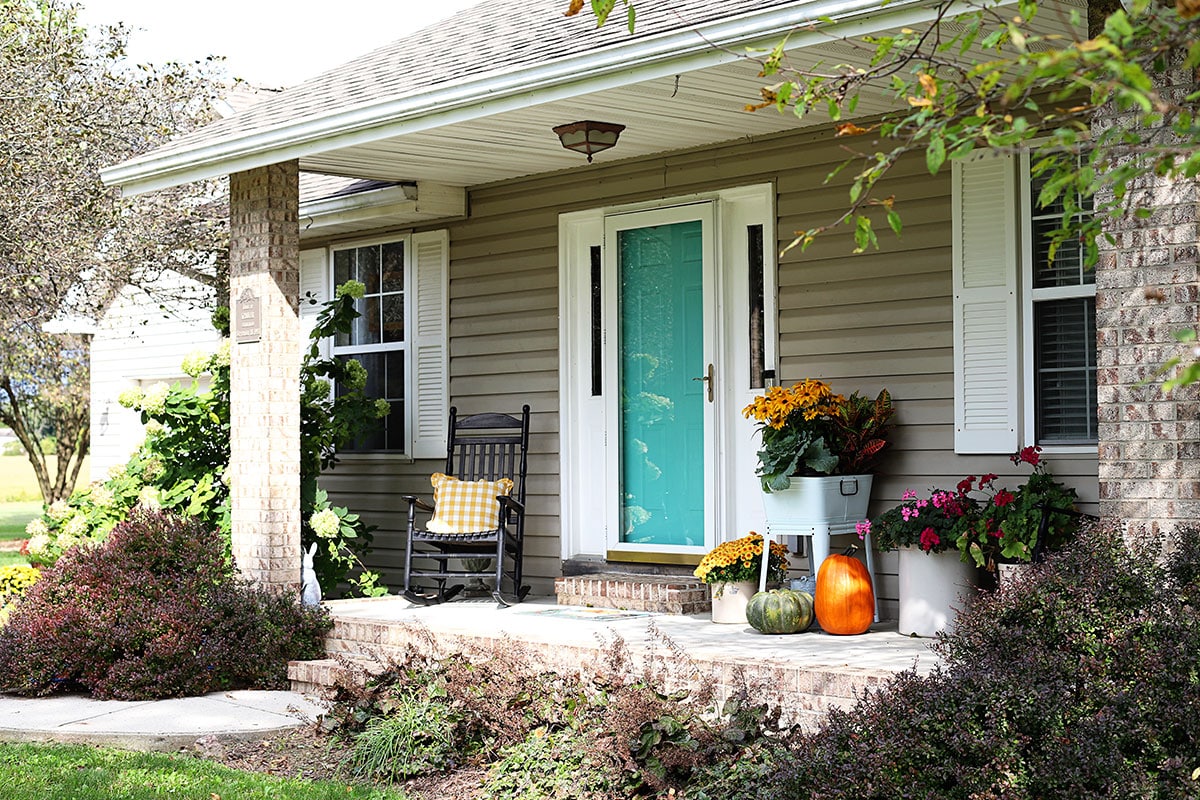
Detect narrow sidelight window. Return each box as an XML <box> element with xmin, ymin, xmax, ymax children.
<box><xmin>590</xmin><ymin>245</ymin><xmax>602</xmax><ymax>396</ymax></box>
<box><xmin>747</xmin><ymin>224</ymin><xmax>766</xmax><ymax>389</ymax></box>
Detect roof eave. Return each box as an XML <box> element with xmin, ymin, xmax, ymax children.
<box><xmin>103</xmin><ymin>0</ymin><xmax>942</xmax><ymax>196</ymax></box>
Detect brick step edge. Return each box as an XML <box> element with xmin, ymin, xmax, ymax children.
<box><xmin>288</xmin><ymin>657</ymin><xmax>380</xmax><ymax>696</ymax></box>
<box><xmin>554</xmin><ymin>573</ymin><xmax>712</xmax><ymax>615</ymax></box>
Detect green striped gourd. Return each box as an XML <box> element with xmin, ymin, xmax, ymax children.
<box><xmin>745</xmin><ymin>589</ymin><xmax>814</xmax><ymax>634</ymax></box>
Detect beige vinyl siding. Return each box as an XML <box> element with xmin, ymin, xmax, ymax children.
<box><xmin>337</xmin><ymin>125</ymin><xmax>1098</xmax><ymax>608</ymax></box>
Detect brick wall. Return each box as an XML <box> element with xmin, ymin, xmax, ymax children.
<box><xmin>1094</xmin><ymin>63</ymin><xmax>1200</xmax><ymax>534</ymax></box>
<box><xmin>228</xmin><ymin>161</ymin><xmax>302</xmax><ymax>591</ymax></box>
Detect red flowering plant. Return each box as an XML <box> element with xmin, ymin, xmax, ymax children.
<box><xmin>861</xmin><ymin>485</ymin><xmax>981</xmax><ymax>556</ymax></box>
<box><xmin>955</xmin><ymin>446</ymin><xmax>1081</xmax><ymax>570</ymax></box>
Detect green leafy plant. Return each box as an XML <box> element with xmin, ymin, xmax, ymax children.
<box><xmin>743</xmin><ymin>379</ymin><xmax>894</xmax><ymax>492</ymax></box>
<box><xmin>23</xmin><ymin>283</ymin><xmax>388</xmax><ymax>597</ymax></box>
<box><xmin>482</xmin><ymin>726</ymin><xmax>613</xmax><ymax>799</ymax></box>
<box><xmin>957</xmin><ymin>445</ymin><xmax>1081</xmax><ymax>568</ymax></box>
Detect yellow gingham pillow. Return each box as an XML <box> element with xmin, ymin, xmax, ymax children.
<box><xmin>426</xmin><ymin>473</ymin><xmax>514</xmax><ymax>534</ymax></box>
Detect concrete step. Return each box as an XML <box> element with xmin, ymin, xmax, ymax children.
<box><xmin>554</xmin><ymin>572</ymin><xmax>711</xmax><ymax>614</ymax></box>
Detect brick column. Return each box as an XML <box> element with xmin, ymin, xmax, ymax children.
<box><xmin>1094</xmin><ymin>63</ymin><xmax>1200</xmax><ymax>535</ymax></box>
<box><xmin>228</xmin><ymin>161</ymin><xmax>301</xmax><ymax>591</ymax></box>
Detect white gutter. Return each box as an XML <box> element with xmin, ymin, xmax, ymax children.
<box><xmin>104</xmin><ymin>0</ymin><xmax>941</xmax><ymax>195</ymax></box>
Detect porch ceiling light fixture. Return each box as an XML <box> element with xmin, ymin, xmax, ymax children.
<box><xmin>552</xmin><ymin>120</ymin><xmax>625</xmax><ymax>163</ymax></box>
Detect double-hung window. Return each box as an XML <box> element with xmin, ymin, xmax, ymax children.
<box><xmin>299</xmin><ymin>230</ymin><xmax>449</xmax><ymax>459</ymax></box>
<box><xmin>1023</xmin><ymin>155</ymin><xmax>1097</xmax><ymax>444</ymax></box>
<box><xmin>953</xmin><ymin>151</ymin><xmax>1097</xmax><ymax>453</ymax></box>
<box><xmin>332</xmin><ymin>239</ymin><xmax>407</xmax><ymax>450</ymax></box>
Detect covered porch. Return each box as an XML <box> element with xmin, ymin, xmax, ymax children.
<box><xmin>100</xmin><ymin>0</ymin><xmax>1194</xmax><ymax>613</ymax></box>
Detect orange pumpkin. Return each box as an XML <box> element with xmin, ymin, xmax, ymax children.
<box><xmin>814</xmin><ymin>549</ymin><xmax>875</xmax><ymax>635</ymax></box>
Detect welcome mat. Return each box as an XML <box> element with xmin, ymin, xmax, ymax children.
<box><xmin>523</xmin><ymin>607</ymin><xmax>653</xmax><ymax>622</ymax></box>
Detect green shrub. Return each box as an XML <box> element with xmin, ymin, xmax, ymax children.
<box><xmin>1</xmin><ymin>441</ymin><xmax>22</xmax><ymax>456</ymax></box>
<box><xmin>326</xmin><ymin>643</ymin><xmax>791</xmax><ymax>798</ymax></box>
<box><xmin>23</xmin><ymin>286</ymin><xmax>388</xmax><ymax>598</ymax></box>
<box><xmin>0</xmin><ymin>509</ymin><xmax>330</xmax><ymax>699</ymax></box>
<box><xmin>767</xmin><ymin>522</ymin><xmax>1200</xmax><ymax>799</ymax></box>
<box><xmin>481</xmin><ymin>727</ymin><xmax>614</xmax><ymax>800</ymax></box>
<box><xmin>346</xmin><ymin>689</ymin><xmax>459</xmax><ymax>780</ymax></box>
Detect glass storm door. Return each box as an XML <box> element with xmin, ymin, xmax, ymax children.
<box><xmin>605</xmin><ymin>205</ymin><xmax>716</xmax><ymax>553</ymax></box>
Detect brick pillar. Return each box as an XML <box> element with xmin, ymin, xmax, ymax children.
<box><xmin>1094</xmin><ymin>63</ymin><xmax>1200</xmax><ymax>535</ymax></box>
<box><xmin>228</xmin><ymin>161</ymin><xmax>301</xmax><ymax>592</ymax></box>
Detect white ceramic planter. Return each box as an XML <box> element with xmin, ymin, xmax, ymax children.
<box><xmin>709</xmin><ymin>580</ymin><xmax>758</xmax><ymax>624</ymax></box>
<box><xmin>897</xmin><ymin>546</ymin><xmax>978</xmax><ymax>637</ymax></box>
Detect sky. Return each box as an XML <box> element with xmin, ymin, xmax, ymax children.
<box><xmin>75</xmin><ymin>0</ymin><xmax>481</xmax><ymax>88</ymax></box>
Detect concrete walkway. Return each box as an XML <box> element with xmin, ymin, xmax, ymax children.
<box><xmin>0</xmin><ymin>689</ymin><xmax>327</xmax><ymax>752</ymax></box>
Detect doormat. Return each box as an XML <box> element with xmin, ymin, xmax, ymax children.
<box><xmin>523</xmin><ymin>607</ymin><xmax>653</xmax><ymax>622</ymax></box>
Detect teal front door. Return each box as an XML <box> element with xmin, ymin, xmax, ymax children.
<box><xmin>606</xmin><ymin>205</ymin><xmax>715</xmax><ymax>554</ymax></box>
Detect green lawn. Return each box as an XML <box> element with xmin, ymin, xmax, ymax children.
<box><xmin>0</xmin><ymin>454</ymin><xmax>89</xmax><ymax>503</ymax></box>
<box><xmin>0</xmin><ymin>742</ymin><xmax>409</xmax><ymax>800</ymax></box>
<box><xmin>0</xmin><ymin>500</ymin><xmax>42</xmax><ymax>541</ymax></box>
<box><xmin>0</xmin><ymin>551</ymin><xmax>30</xmax><ymax>568</ymax></box>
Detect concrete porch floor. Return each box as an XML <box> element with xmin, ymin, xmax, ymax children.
<box><xmin>291</xmin><ymin>596</ymin><xmax>940</xmax><ymax>729</ymax></box>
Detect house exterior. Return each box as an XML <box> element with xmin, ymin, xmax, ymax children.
<box><xmin>100</xmin><ymin>0</ymin><xmax>1197</xmax><ymax>613</ymax></box>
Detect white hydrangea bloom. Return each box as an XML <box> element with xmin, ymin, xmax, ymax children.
<box><xmin>140</xmin><ymin>382</ymin><xmax>171</xmax><ymax>415</ymax></box>
<box><xmin>25</xmin><ymin>532</ymin><xmax>50</xmax><ymax>556</ymax></box>
<box><xmin>310</xmin><ymin>509</ymin><xmax>341</xmax><ymax>539</ymax></box>
<box><xmin>137</xmin><ymin>486</ymin><xmax>161</xmax><ymax>509</ymax></box>
<box><xmin>143</xmin><ymin>420</ymin><xmax>165</xmax><ymax>438</ymax></box>
<box><xmin>211</xmin><ymin>339</ymin><xmax>231</xmax><ymax>369</ymax></box>
<box><xmin>56</xmin><ymin>532</ymin><xmax>79</xmax><ymax>552</ymax></box>
<box><xmin>107</xmin><ymin>463</ymin><xmax>127</xmax><ymax>480</ymax></box>
<box><xmin>180</xmin><ymin>349</ymin><xmax>212</xmax><ymax>378</ymax></box>
<box><xmin>62</xmin><ymin>514</ymin><xmax>89</xmax><ymax>539</ymax></box>
<box><xmin>90</xmin><ymin>485</ymin><xmax>115</xmax><ymax>508</ymax></box>
<box><xmin>25</xmin><ymin>518</ymin><xmax>49</xmax><ymax>537</ymax></box>
<box><xmin>46</xmin><ymin>500</ymin><xmax>72</xmax><ymax>522</ymax></box>
<box><xmin>117</xmin><ymin>387</ymin><xmax>144</xmax><ymax>409</ymax></box>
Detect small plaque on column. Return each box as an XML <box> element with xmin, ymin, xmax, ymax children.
<box><xmin>236</xmin><ymin>288</ymin><xmax>261</xmax><ymax>344</ymax></box>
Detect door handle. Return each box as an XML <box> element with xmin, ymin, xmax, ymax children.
<box><xmin>691</xmin><ymin>363</ymin><xmax>715</xmax><ymax>403</ymax></box>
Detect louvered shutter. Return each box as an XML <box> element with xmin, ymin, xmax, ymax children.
<box><xmin>952</xmin><ymin>154</ymin><xmax>1021</xmax><ymax>454</ymax></box>
<box><xmin>298</xmin><ymin>248</ymin><xmax>329</xmax><ymax>358</ymax></box>
<box><xmin>410</xmin><ymin>229</ymin><xmax>449</xmax><ymax>459</ymax></box>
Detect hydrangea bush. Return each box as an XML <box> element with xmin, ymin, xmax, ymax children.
<box><xmin>24</xmin><ymin>282</ymin><xmax>388</xmax><ymax>597</ymax></box>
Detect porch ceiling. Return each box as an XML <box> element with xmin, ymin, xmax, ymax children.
<box><xmin>294</xmin><ymin>4</ymin><xmax>1086</xmax><ymax>189</ymax></box>
<box><xmin>293</xmin><ymin>53</ymin><xmax>890</xmax><ymax>186</ymax></box>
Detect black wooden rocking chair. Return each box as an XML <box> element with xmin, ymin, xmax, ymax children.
<box><xmin>402</xmin><ymin>405</ymin><xmax>531</xmax><ymax>607</ymax></box>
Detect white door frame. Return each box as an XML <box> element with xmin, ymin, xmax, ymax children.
<box><xmin>558</xmin><ymin>183</ymin><xmax>777</xmax><ymax>563</ymax></box>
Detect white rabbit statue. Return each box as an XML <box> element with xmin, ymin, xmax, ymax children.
<box><xmin>300</xmin><ymin>542</ymin><xmax>322</xmax><ymax>607</ymax></box>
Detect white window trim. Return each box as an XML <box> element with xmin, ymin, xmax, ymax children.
<box><xmin>1018</xmin><ymin>150</ymin><xmax>1097</xmax><ymax>455</ymax></box>
<box><xmin>301</xmin><ymin>229</ymin><xmax>449</xmax><ymax>461</ymax></box>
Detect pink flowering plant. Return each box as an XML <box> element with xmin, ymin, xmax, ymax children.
<box><xmin>861</xmin><ymin>485</ymin><xmax>980</xmax><ymax>555</ymax></box>
<box><xmin>956</xmin><ymin>446</ymin><xmax>1080</xmax><ymax>569</ymax></box>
